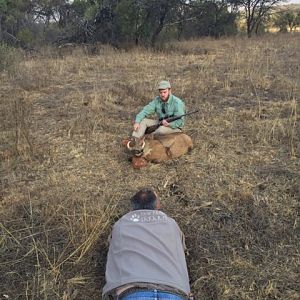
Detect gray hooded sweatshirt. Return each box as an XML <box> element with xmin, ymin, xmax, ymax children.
<box><xmin>102</xmin><ymin>210</ymin><xmax>190</xmax><ymax>296</ymax></box>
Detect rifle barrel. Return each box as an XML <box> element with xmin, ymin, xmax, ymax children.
<box><xmin>144</xmin><ymin>109</ymin><xmax>199</xmax><ymax>135</ymax></box>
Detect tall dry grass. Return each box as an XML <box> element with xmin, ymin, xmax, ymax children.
<box><xmin>0</xmin><ymin>34</ymin><xmax>299</xmax><ymax>299</ymax></box>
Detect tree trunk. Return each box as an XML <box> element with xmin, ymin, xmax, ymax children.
<box><xmin>0</xmin><ymin>15</ymin><xmax>3</xmax><ymax>42</ymax></box>
<box><xmin>247</xmin><ymin>21</ymin><xmax>252</xmax><ymax>38</ymax></box>
<box><xmin>43</xmin><ymin>15</ymin><xmax>50</xmax><ymax>42</ymax></box>
<box><xmin>255</xmin><ymin>20</ymin><xmax>261</xmax><ymax>35</ymax></box>
<box><xmin>177</xmin><ymin>21</ymin><xmax>183</xmax><ymax>41</ymax></box>
<box><xmin>150</xmin><ymin>9</ymin><xmax>167</xmax><ymax>47</ymax></box>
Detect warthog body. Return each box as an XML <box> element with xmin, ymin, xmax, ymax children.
<box><xmin>127</xmin><ymin>133</ymin><xmax>193</xmax><ymax>169</ymax></box>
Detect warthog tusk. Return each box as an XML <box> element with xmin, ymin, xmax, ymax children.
<box><xmin>127</xmin><ymin>140</ymin><xmax>145</xmax><ymax>153</ymax></box>
<box><xmin>127</xmin><ymin>141</ymin><xmax>133</xmax><ymax>150</ymax></box>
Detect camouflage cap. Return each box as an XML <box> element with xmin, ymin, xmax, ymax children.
<box><xmin>158</xmin><ymin>80</ymin><xmax>171</xmax><ymax>90</ymax></box>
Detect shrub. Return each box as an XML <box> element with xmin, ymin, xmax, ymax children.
<box><xmin>16</xmin><ymin>28</ymin><xmax>34</xmax><ymax>46</ymax></box>
<box><xmin>0</xmin><ymin>43</ymin><xmax>22</xmax><ymax>73</ymax></box>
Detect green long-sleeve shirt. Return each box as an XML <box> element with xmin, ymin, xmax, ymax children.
<box><xmin>135</xmin><ymin>94</ymin><xmax>185</xmax><ymax>129</ymax></box>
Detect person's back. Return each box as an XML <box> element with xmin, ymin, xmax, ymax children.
<box><xmin>102</xmin><ymin>188</ymin><xmax>190</xmax><ymax>300</ymax></box>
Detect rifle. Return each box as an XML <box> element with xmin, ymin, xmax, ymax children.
<box><xmin>144</xmin><ymin>110</ymin><xmax>199</xmax><ymax>135</ymax></box>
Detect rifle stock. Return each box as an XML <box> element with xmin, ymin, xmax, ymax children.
<box><xmin>144</xmin><ymin>110</ymin><xmax>199</xmax><ymax>135</ymax></box>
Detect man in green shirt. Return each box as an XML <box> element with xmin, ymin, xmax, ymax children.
<box><xmin>132</xmin><ymin>80</ymin><xmax>185</xmax><ymax>139</ymax></box>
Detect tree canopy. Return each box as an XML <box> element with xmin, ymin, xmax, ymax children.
<box><xmin>0</xmin><ymin>0</ymin><xmax>297</xmax><ymax>48</ymax></box>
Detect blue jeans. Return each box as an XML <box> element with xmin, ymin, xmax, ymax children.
<box><xmin>120</xmin><ymin>289</ymin><xmax>185</xmax><ymax>300</ymax></box>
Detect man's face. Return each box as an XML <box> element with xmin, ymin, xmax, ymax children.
<box><xmin>159</xmin><ymin>88</ymin><xmax>171</xmax><ymax>102</ymax></box>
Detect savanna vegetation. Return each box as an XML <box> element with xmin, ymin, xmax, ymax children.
<box><xmin>0</xmin><ymin>32</ymin><xmax>299</xmax><ymax>299</ymax></box>
<box><xmin>274</xmin><ymin>4</ymin><xmax>300</xmax><ymax>32</ymax></box>
<box><xmin>1</xmin><ymin>0</ymin><xmax>300</xmax><ymax>51</ymax></box>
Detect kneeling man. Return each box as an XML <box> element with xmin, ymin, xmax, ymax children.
<box><xmin>132</xmin><ymin>80</ymin><xmax>185</xmax><ymax>138</ymax></box>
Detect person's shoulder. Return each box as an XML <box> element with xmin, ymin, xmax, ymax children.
<box><xmin>146</xmin><ymin>96</ymin><xmax>160</xmax><ymax>105</ymax></box>
<box><xmin>116</xmin><ymin>210</ymin><xmax>175</xmax><ymax>225</ymax></box>
<box><xmin>172</xmin><ymin>94</ymin><xmax>184</xmax><ymax>104</ymax></box>
<box><xmin>159</xmin><ymin>211</ymin><xmax>179</xmax><ymax>225</ymax></box>
<box><xmin>119</xmin><ymin>211</ymin><xmax>135</xmax><ymax>221</ymax></box>
<box><xmin>166</xmin><ymin>215</ymin><xmax>179</xmax><ymax>224</ymax></box>
<box><xmin>113</xmin><ymin>212</ymin><xmax>132</xmax><ymax>226</ymax></box>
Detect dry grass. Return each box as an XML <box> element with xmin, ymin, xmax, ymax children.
<box><xmin>0</xmin><ymin>34</ymin><xmax>299</xmax><ymax>299</ymax></box>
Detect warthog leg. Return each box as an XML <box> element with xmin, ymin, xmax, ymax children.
<box><xmin>165</xmin><ymin>147</ymin><xmax>173</xmax><ymax>158</ymax></box>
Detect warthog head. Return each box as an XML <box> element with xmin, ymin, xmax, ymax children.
<box><xmin>126</xmin><ymin>137</ymin><xmax>146</xmax><ymax>157</ymax></box>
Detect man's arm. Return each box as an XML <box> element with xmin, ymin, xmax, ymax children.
<box><xmin>169</xmin><ymin>99</ymin><xmax>185</xmax><ymax>129</ymax></box>
<box><xmin>135</xmin><ymin>99</ymin><xmax>157</xmax><ymax>123</ymax></box>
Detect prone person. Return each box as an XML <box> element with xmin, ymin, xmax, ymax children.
<box><xmin>102</xmin><ymin>188</ymin><xmax>191</xmax><ymax>300</ymax></box>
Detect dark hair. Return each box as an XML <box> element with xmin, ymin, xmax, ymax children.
<box><xmin>131</xmin><ymin>188</ymin><xmax>158</xmax><ymax>210</ymax></box>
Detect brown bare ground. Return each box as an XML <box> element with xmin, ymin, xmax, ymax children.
<box><xmin>0</xmin><ymin>34</ymin><xmax>299</xmax><ymax>299</ymax></box>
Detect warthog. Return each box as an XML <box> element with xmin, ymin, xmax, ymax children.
<box><xmin>126</xmin><ymin>133</ymin><xmax>193</xmax><ymax>169</ymax></box>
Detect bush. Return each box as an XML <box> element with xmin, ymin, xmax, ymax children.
<box><xmin>0</xmin><ymin>43</ymin><xmax>21</xmax><ymax>73</ymax></box>
<box><xmin>16</xmin><ymin>28</ymin><xmax>35</xmax><ymax>46</ymax></box>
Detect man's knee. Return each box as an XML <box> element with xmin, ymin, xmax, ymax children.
<box><xmin>155</xmin><ymin>127</ymin><xmax>181</xmax><ymax>135</ymax></box>
<box><xmin>141</xmin><ymin>118</ymin><xmax>157</xmax><ymax>127</ymax></box>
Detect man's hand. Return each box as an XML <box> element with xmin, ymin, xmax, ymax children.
<box><xmin>133</xmin><ymin>122</ymin><xmax>140</xmax><ymax>131</ymax></box>
<box><xmin>162</xmin><ymin>119</ymin><xmax>170</xmax><ymax>127</ymax></box>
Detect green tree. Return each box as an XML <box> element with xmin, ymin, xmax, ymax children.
<box><xmin>0</xmin><ymin>0</ymin><xmax>8</xmax><ymax>40</ymax></box>
<box><xmin>174</xmin><ymin>0</ymin><xmax>237</xmax><ymax>38</ymax></box>
<box><xmin>275</xmin><ymin>9</ymin><xmax>300</xmax><ymax>32</ymax></box>
<box><xmin>194</xmin><ymin>0</ymin><xmax>237</xmax><ymax>37</ymax></box>
<box><xmin>230</xmin><ymin>0</ymin><xmax>286</xmax><ymax>37</ymax></box>
<box><xmin>115</xmin><ymin>0</ymin><xmax>139</xmax><ymax>44</ymax></box>
<box><xmin>116</xmin><ymin>0</ymin><xmax>183</xmax><ymax>46</ymax></box>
